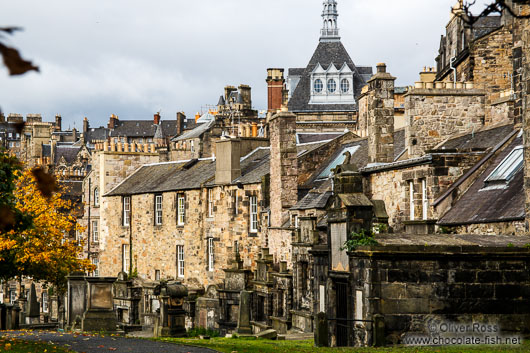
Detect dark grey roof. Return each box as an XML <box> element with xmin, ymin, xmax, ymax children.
<box><xmin>232</xmin><ymin>148</ymin><xmax>271</xmax><ymax>185</ymax></box>
<box><xmin>287</xmin><ymin>41</ymin><xmax>372</xmax><ymax>113</ymax></box>
<box><xmin>438</xmin><ymin>135</ymin><xmax>524</xmax><ymax>226</ymax></box>
<box><xmin>218</xmin><ymin>96</ymin><xmax>225</xmax><ymax>106</ymax></box>
<box><xmin>288</xmin><ymin>68</ymin><xmax>305</xmax><ymax>76</ymax></box>
<box><xmin>86</xmin><ymin>127</ymin><xmax>109</xmax><ymax>142</ymax></box>
<box><xmin>171</xmin><ymin>120</ymin><xmax>214</xmax><ymax>142</ymax></box>
<box><xmin>393</xmin><ymin>129</ymin><xmax>406</xmax><ymax>160</ymax></box>
<box><xmin>154</xmin><ymin>124</ymin><xmax>164</xmax><ymax>140</ymax></box>
<box><xmin>110</xmin><ymin>120</ymin><xmax>177</xmax><ymax>138</ymax></box>
<box><xmin>436</xmin><ymin>124</ymin><xmax>514</xmax><ymax>151</ymax></box>
<box><xmin>56</xmin><ymin>146</ymin><xmax>81</xmax><ymax>164</ymax></box>
<box><xmin>42</xmin><ymin>144</ymin><xmax>51</xmax><ymax>158</ymax></box>
<box><xmin>297</xmin><ymin>133</ymin><xmax>344</xmax><ymax>144</ymax></box>
<box><xmin>291</xmin><ymin>191</ymin><xmax>332</xmax><ymax>210</ymax></box>
<box><xmin>473</xmin><ymin>16</ymin><xmax>502</xmax><ymax>40</ymax></box>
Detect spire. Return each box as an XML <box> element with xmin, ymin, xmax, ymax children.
<box><xmin>320</xmin><ymin>0</ymin><xmax>340</xmax><ymax>42</ymax></box>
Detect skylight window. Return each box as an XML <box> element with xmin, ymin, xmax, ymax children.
<box><xmin>485</xmin><ymin>146</ymin><xmax>523</xmax><ymax>184</ymax></box>
<box><xmin>317</xmin><ymin>145</ymin><xmax>360</xmax><ymax>180</ymax></box>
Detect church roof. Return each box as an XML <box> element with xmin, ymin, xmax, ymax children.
<box><xmin>287</xmin><ymin>41</ymin><xmax>372</xmax><ymax>113</ymax></box>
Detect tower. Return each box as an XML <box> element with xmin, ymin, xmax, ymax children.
<box><xmin>320</xmin><ymin>0</ymin><xmax>340</xmax><ymax>42</ymax></box>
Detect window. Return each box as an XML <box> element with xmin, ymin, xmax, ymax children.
<box><xmin>327</xmin><ymin>79</ymin><xmax>337</xmax><ymax>93</ymax></box>
<box><xmin>485</xmin><ymin>146</ymin><xmax>523</xmax><ymax>184</ymax></box>
<box><xmin>92</xmin><ymin>257</ymin><xmax>99</xmax><ymax>277</ymax></box>
<box><xmin>208</xmin><ymin>238</ymin><xmax>214</xmax><ymax>272</ymax></box>
<box><xmin>122</xmin><ymin>244</ymin><xmax>130</xmax><ymax>274</ymax></box>
<box><xmin>250</xmin><ymin>196</ymin><xmax>258</xmax><ymax>233</ymax></box>
<box><xmin>177</xmin><ymin>194</ymin><xmax>185</xmax><ymax>226</ymax></box>
<box><xmin>422</xmin><ymin>179</ymin><xmax>428</xmax><ymax>220</ymax></box>
<box><xmin>155</xmin><ymin>195</ymin><xmax>163</xmax><ymax>225</ymax></box>
<box><xmin>177</xmin><ymin>245</ymin><xmax>185</xmax><ymax>278</ymax></box>
<box><xmin>123</xmin><ymin>196</ymin><xmax>131</xmax><ymax>227</ymax></box>
<box><xmin>155</xmin><ymin>270</ymin><xmax>160</xmax><ymax>281</ymax></box>
<box><xmin>94</xmin><ymin>187</ymin><xmax>99</xmax><ymax>207</ymax></box>
<box><xmin>292</xmin><ymin>214</ymin><xmax>299</xmax><ymax>228</ymax></box>
<box><xmin>409</xmin><ymin>181</ymin><xmax>415</xmax><ymax>221</ymax></box>
<box><xmin>190</xmin><ymin>140</ymin><xmax>195</xmax><ymax>153</ymax></box>
<box><xmin>207</xmin><ymin>189</ymin><xmax>214</xmax><ymax>218</ymax></box>
<box><xmin>92</xmin><ymin>221</ymin><xmax>99</xmax><ymax>242</ymax></box>
<box><xmin>41</xmin><ymin>289</ymin><xmax>48</xmax><ymax>313</ymax></box>
<box><xmin>314</xmin><ymin>79</ymin><xmax>323</xmax><ymax>93</ymax></box>
<box><xmin>10</xmin><ymin>291</ymin><xmax>16</xmax><ymax>303</ymax></box>
<box><xmin>233</xmin><ymin>190</ymin><xmax>239</xmax><ymax>216</ymax></box>
<box><xmin>340</xmin><ymin>79</ymin><xmax>350</xmax><ymax>93</ymax></box>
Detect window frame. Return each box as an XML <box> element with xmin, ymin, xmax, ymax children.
<box><xmin>208</xmin><ymin>238</ymin><xmax>214</xmax><ymax>272</ymax></box>
<box><xmin>177</xmin><ymin>194</ymin><xmax>186</xmax><ymax>226</ymax></box>
<box><xmin>92</xmin><ymin>257</ymin><xmax>99</xmax><ymax>277</ymax></box>
<box><xmin>122</xmin><ymin>244</ymin><xmax>130</xmax><ymax>274</ymax></box>
<box><xmin>92</xmin><ymin>220</ymin><xmax>99</xmax><ymax>243</ymax></box>
<box><xmin>485</xmin><ymin>146</ymin><xmax>523</xmax><ymax>183</ymax></box>
<box><xmin>340</xmin><ymin>78</ymin><xmax>350</xmax><ymax>93</ymax></box>
<box><xmin>94</xmin><ymin>187</ymin><xmax>99</xmax><ymax>207</ymax></box>
<box><xmin>123</xmin><ymin>196</ymin><xmax>131</xmax><ymax>227</ymax></box>
<box><xmin>314</xmin><ymin>79</ymin><xmax>323</xmax><ymax>93</ymax></box>
<box><xmin>177</xmin><ymin>245</ymin><xmax>185</xmax><ymax>278</ymax></box>
<box><xmin>422</xmin><ymin>179</ymin><xmax>428</xmax><ymax>220</ymax></box>
<box><xmin>207</xmin><ymin>189</ymin><xmax>214</xmax><ymax>218</ymax></box>
<box><xmin>42</xmin><ymin>291</ymin><xmax>48</xmax><ymax>313</ymax></box>
<box><xmin>155</xmin><ymin>194</ymin><xmax>163</xmax><ymax>225</ymax></box>
<box><xmin>409</xmin><ymin>181</ymin><xmax>415</xmax><ymax>221</ymax></box>
<box><xmin>327</xmin><ymin>78</ymin><xmax>337</xmax><ymax>93</ymax></box>
<box><xmin>250</xmin><ymin>196</ymin><xmax>258</xmax><ymax>233</ymax></box>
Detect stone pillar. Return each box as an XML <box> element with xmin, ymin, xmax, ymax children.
<box><xmin>26</xmin><ymin>283</ymin><xmax>40</xmax><ymax>324</ymax></box>
<box><xmin>314</xmin><ymin>312</ymin><xmax>329</xmax><ymax>347</ymax></box>
<box><xmin>67</xmin><ymin>272</ymin><xmax>87</xmax><ymax>328</ymax></box>
<box><xmin>363</xmin><ymin>63</ymin><xmax>396</xmax><ymax>164</ymax></box>
<box><xmin>269</xmin><ymin>111</ymin><xmax>298</xmax><ymax>228</ymax></box>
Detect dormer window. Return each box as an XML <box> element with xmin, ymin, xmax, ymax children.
<box><xmin>484</xmin><ymin>146</ymin><xmax>523</xmax><ymax>187</ymax></box>
<box><xmin>340</xmin><ymin>79</ymin><xmax>350</xmax><ymax>93</ymax></box>
<box><xmin>314</xmin><ymin>79</ymin><xmax>323</xmax><ymax>93</ymax></box>
<box><xmin>327</xmin><ymin>79</ymin><xmax>337</xmax><ymax>93</ymax></box>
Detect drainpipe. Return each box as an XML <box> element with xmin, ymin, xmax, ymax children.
<box><xmin>450</xmin><ymin>57</ymin><xmax>457</xmax><ymax>88</ymax></box>
<box><xmin>87</xmin><ymin>178</ymin><xmax>91</xmax><ymax>261</ymax></box>
<box><xmin>129</xmin><ymin>197</ymin><xmax>133</xmax><ymax>276</ymax></box>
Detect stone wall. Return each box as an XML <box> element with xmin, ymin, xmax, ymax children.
<box><xmin>350</xmin><ymin>246</ymin><xmax>530</xmax><ymax>345</ymax></box>
<box><xmin>448</xmin><ymin>221</ymin><xmax>526</xmax><ymax>236</ymax></box>
<box><xmin>100</xmin><ymin>182</ymin><xmax>263</xmax><ymax>289</ymax></box>
<box><xmin>404</xmin><ymin>88</ymin><xmax>486</xmax><ymax>158</ymax></box>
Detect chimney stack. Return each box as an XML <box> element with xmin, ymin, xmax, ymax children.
<box><xmin>55</xmin><ymin>114</ymin><xmax>62</xmax><ymax>132</ymax></box>
<box><xmin>224</xmin><ymin>86</ymin><xmax>237</xmax><ymax>103</ymax></box>
<box><xmin>238</xmin><ymin>84</ymin><xmax>252</xmax><ymax>109</ymax></box>
<box><xmin>266</xmin><ymin>68</ymin><xmax>285</xmax><ymax>112</ymax></box>
<box><xmin>0</xmin><ymin>112</ymin><xmax>5</xmax><ymax>123</ymax></box>
<box><xmin>215</xmin><ymin>139</ymin><xmax>242</xmax><ymax>185</ymax></box>
<box><xmin>108</xmin><ymin>114</ymin><xmax>119</xmax><ymax>129</ymax></box>
<box><xmin>83</xmin><ymin>117</ymin><xmax>89</xmax><ymax>135</ymax></box>
<box><xmin>154</xmin><ymin>112</ymin><xmax>161</xmax><ymax>125</ymax></box>
<box><xmin>176</xmin><ymin>112</ymin><xmax>186</xmax><ymax>136</ymax></box>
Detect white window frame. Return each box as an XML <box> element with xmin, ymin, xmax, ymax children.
<box><xmin>207</xmin><ymin>189</ymin><xmax>214</xmax><ymax>218</ymax></box>
<box><xmin>292</xmin><ymin>214</ymin><xmax>299</xmax><ymax>228</ymax></box>
<box><xmin>155</xmin><ymin>195</ymin><xmax>163</xmax><ymax>225</ymax></box>
<box><xmin>92</xmin><ymin>257</ymin><xmax>99</xmax><ymax>277</ymax></box>
<box><xmin>177</xmin><ymin>194</ymin><xmax>185</xmax><ymax>226</ymax></box>
<box><xmin>422</xmin><ymin>179</ymin><xmax>428</xmax><ymax>220</ymax></box>
<box><xmin>409</xmin><ymin>181</ymin><xmax>415</xmax><ymax>221</ymax></box>
<box><xmin>42</xmin><ymin>292</ymin><xmax>48</xmax><ymax>313</ymax></box>
<box><xmin>94</xmin><ymin>187</ymin><xmax>99</xmax><ymax>207</ymax></box>
<box><xmin>155</xmin><ymin>270</ymin><xmax>160</xmax><ymax>281</ymax></box>
<box><xmin>250</xmin><ymin>196</ymin><xmax>258</xmax><ymax>233</ymax></box>
<box><xmin>123</xmin><ymin>196</ymin><xmax>131</xmax><ymax>227</ymax></box>
<box><xmin>208</xmin><ymin>238</ymin><xmax>214</xmax><ymax>272</ymax></box>
<box><xmin>190</xmin><ymin>140</ymin><xmax>195</xmax><ymax>153</ymax></box>
<box><xmin>177</xmin><ymin>245</ymin><xmax>185</xmax><ymax>278</ymax></box>
<box><xmin>10</xmin><ymin>291</ymin><xmax>16</xmax><ymax>303</ymax></box>
<box><xmin>234</xmin><ymin>190</ymin><xmax>239</xmax><ymax>215</ymax></box>
<box><xmin>92</xmin><ymin>220</ymin><xmax>99</xmax><ymax>243</ymax></box>
<box><xmin>485</xmin><ymin>146</ymin><xmax>523</xmax><ymax>183</ymax></box>
<box><xmin>122</xmin><ymin>244</ymin><xmax>130</xmax><ymax>274</ymax></box>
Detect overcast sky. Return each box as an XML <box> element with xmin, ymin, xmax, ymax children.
<box><xmin>0</xmin><ymin>0</ymin><xmax>491</xmax><ymax>129</ymax></box>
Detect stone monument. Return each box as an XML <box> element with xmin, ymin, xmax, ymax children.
<box><xmin>156</xmin><ymin>281</ymin><xmax>188</xmax><ymax>337</ymax></box>
<box><xmin>67</xmin><ymin>272</ymin><xmax>87</xmax><ymax>328</ymax></box>
<box><xmin>81</xmin><ymin>277</ymin><xmax>118</xmax><ymax>332</ymax></box>
<box><xmin>236</xmin><ymin>290</ymin><xmax>252</xmax><ymax>334</ymax></box>
<box><xmin>26</xmin><ymin>283</ymin><xmax>40</xmax><ymax>324</ymax></box>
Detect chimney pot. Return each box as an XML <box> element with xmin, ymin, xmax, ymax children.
<box><xmin>376</xmin><ymin>63</ymin><xmax>387</xmax><ymax>73</ymax></box>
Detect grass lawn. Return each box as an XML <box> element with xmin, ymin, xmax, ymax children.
<box><xmin>156</xmin><ymin>336</ymin><xmax>530</xmax><ymax>353</ymax></box>
<box><xmin>0</xmin><ymin>336</ymin><xmax>72</xmax><ymax>353</ymax></box>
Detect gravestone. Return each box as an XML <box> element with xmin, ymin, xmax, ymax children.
<box><xmin>156</xmin><ymin>281</ymin><xmax>188</xmax><ymax>337</ymax></box>
<box><xmin>81</xmin><ymin>277</ymin><xmax>118</xmax><ymax>332</ymax></box>
<box><xmin>67</xmin><ymin>272</ymin><xmax>87</xmax><ymax>328</ymax></box>
<box><xmin>236</xmin><ymin>290</ymin><xmax>252</xmax><ymax>334</ymax></box>
<box><xmin>26</xmin><ymin>283</ymin><xmax>40</xmax><ymax>324</ymax></box>
<box><xmin>314</xmin><ymin>312</ymin><xmax>329</xmax><ymax>347</ymax></box>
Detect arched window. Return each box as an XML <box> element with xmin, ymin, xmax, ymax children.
<box><xmin>314</xmin><ymin>79</ymin><xmax>323</xmax><ymax>93</ymax></box>
<box><xmin>340</xmin><ymin>79</ymin><xmax>350</xmax><ymax>93</ymax></box>
<box><xmin>327</xmin><ymin>79</ymin><xmax>337</xmax><ymax>93</ymax></box>
<box><xmin>94</xmin><ymin>187</ymin><xmax>99</xmax><ymax>207</ymax></box>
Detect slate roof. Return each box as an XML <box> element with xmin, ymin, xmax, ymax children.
<box><xmin>473</xmin><ymin>16</ymin><xmax>502</xmax><ymax>40</ymax></box>
<box><xmin>86</xmin><ymin>127</ymin><xmax>110</xmax><ymax>142</ymax></box>
<box><xmin>297</xmin><ymin>132</ymin><xmax>344</xmax><ymax>144</ymax></box>
<box><xmin>438</xmin><ymin>134</ymin><xmax>524</xmax><ymax>225</ymax></box>
<box><xmin>55</xmin><ymin>146</ymin><xmax>81</xmax><ymax>164</ymax></box>
<box><xmin>287</xmin><ymin>41</ymin><xmax>372</xmax><ymax>113</ymax></box>
<box><xmin>171</xmin><ymin>120</ymin><xmax>214</xmax><ymax>142</ymax></box>
<box><xmin>291</xmin><ymin>191</ymin><xmax>332</xmax><ymax>210</ymax></box>
<box><xmin>110</xmin><ymin>120</ymin><xmax>177</xmax><ymax>138</ymax></box>
<box><xmin>436</xmin><ymin>124</ymin><xmax>514</xmax><ymax>151</ymax></box>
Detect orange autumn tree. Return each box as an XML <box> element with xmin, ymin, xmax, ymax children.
<box><xmin>0</xmin><ymin>167</ymin><xmax>93</xmax><ymax>292</ymax></box>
